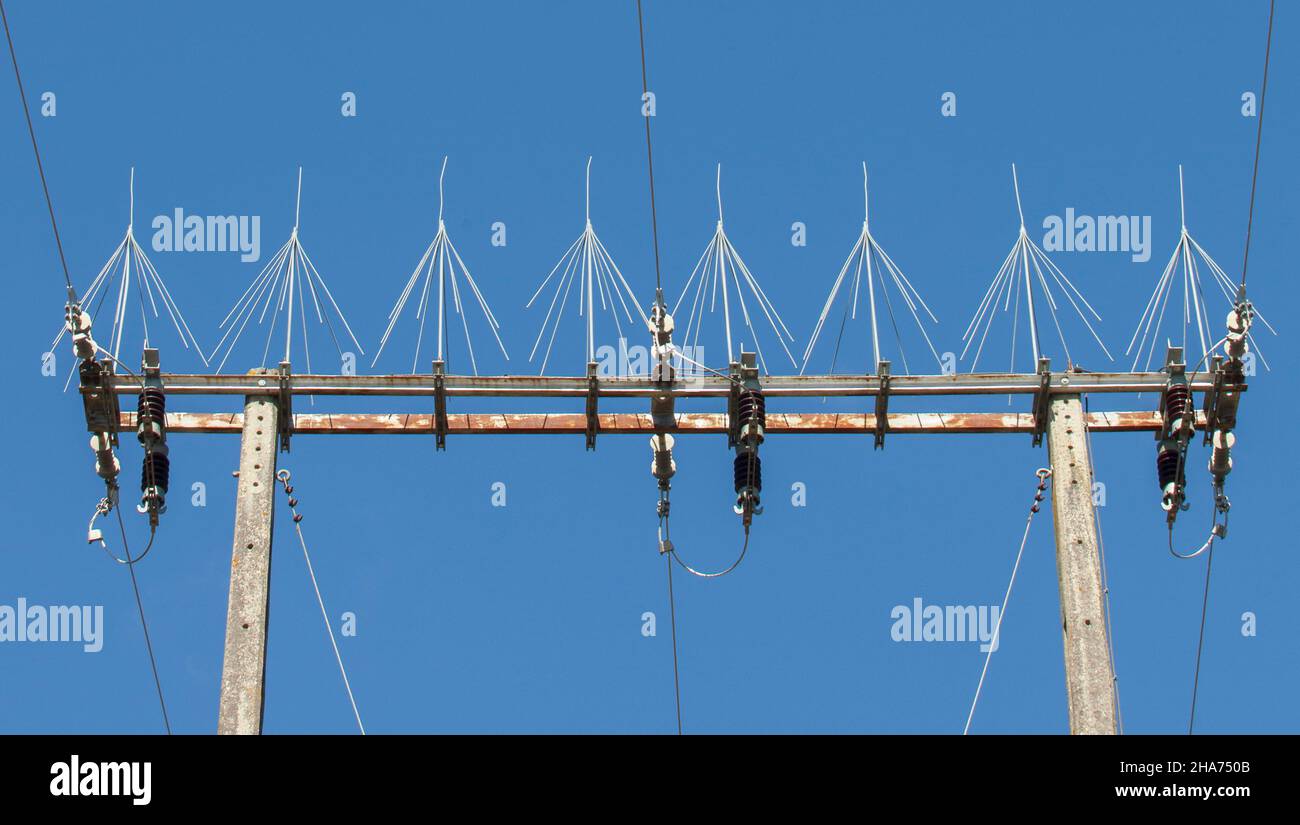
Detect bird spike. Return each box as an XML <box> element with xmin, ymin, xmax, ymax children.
<box><xmin>526</xmin><ymin>156</ymin><xmax>649</xmax><ymax>375</ymax></box>
<box><xmin>53</xmin><ymin>168</ymin><xmax>208</xmax><ymax>389</ymax></box>
<box><xmin>960</xmin><ymin>164</ymin><xmax>1112</xmax><ymax>373</ymax></box>
<box><xmin>801</xmin><ymin>163</ymin><xmax>942</xmax><ymax>376</ymax></box>
<box><xmin>209</xmin><ymin>167</ymin><xmax>365</xmax><ymax>375</ymax></box>
<box><xmin>672</xmin><ymin>163</ymin><xmax>796</xmax><ymax>375</ymax></box>
<box><xmin>1126</xmin><ymin>166</ymin><xmax>1276</xmax><ymax>373</ymax></box>
<box><xmin>371</xmin><ymin>157</ymin><xmax>509</xmax><ymax>376</ymax></box>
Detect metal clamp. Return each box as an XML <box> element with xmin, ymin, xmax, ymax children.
<box><xmin>1201</xmin><ymin>354</ymin><xmax>1225</xmax><ymax>444</ymax></box>
<box><xmin>874</xmin><ymin>360</ymin><xmax>892</xmax><ymax>450</ymax></box>
<box><xmin>79</xmin><ymin>358</ymin><xmax>122</xmax><ymax>446</ymax></box>
<box><xmin>276</xmin><ymin>361</ymin><xmax>294</xmax><ymax>453</ymax></box>
<box><xmin>433</xmin><ymin>359</ymin><xmax>448</xmax><ymax>450</ymax></box>
<box><xmin>1031</xmin><ymin>357</ymin><xmax>1052</xmax><ymax>447</ymax></box>
<box><xmin>585</xmin><ymin>361</ymin><xmax>599</xmax><ymax>451</ymax></box>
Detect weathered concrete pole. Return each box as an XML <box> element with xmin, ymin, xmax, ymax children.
<box><xmin>217</xmin><ymin>391</ymin><xmax>279</xmax><ymax>734</ymax></box>
<box><xmin>1046</xmin><ymin>393</ymin><xmax>1118</xmax><ymax>735</ymax></box>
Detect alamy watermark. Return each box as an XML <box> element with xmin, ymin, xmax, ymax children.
<box><xmin>151</xmin><ymin>209</ymin><xmax>261</xmax><ymax>262</ymax></box>
<box><xmin>50</xmin><ymin>756</ymin><xmax>150</xmax><ymax>805</ymax></box>
<box><xmin>1042</xmin><ymin>209</ymin><xmax>1151</xmax><ymax>263</ymax></box>
<box><xmin>891</xmin><ymin>597</ymin><xmax>1001</xmax><ymax>653</ymax></box>
<box><xmin>0</xmin><ymin>597</ymin><xmax>103</xmax><ymax>653</ymax></box>
<box><xmin>594</xmin><ymin>338</ymin><xmax>706</xmax><ymax>384</ymax></box>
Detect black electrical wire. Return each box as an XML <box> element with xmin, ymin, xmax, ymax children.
<box><xmin>1239</xmin><ymin>0</ymin><xmax>1275</xmax><ymax>290</ymax></box>
<box><xmin>665</xmin><ymin>554</ymin><xmax>682</xmax><ymax>735</ymax></box>
<box><xmin>1185</xmin><ymin>1</ymin><xmax>1273</xmax><ymax>730</ymax></box>
<box><xmin>635</xmin><ymin>0</ymin><xmax>664</xmax><ymax>298</ymax></box>
<box><xmin>1</xmin><ymin>0</ymin><xmax>73</xmax><ymax>294</ymax></box>
<box><xmin>114</xmin><ymin>505</ymin><xmax>172</xmax><ymax>734</ymax></box>
<box><xmin>1188</xmin><ymin>545</ymin><xmax>1214</xmax><ymax>735</ymax></box>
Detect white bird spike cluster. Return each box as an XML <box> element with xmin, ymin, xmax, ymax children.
<box><xmin>526</xmin><ymin>157</ymin><xmax>648</xmax><ymax>374</ymax></box>
<box><xmin>210</xmin><ymin>168</ymin><xmax>364</xmax><ymax>374</ymax></box>
<box><xmin>801</xmin><ymin>163</ymin><xmax>942</xmax><ymax>376</ymax></box>
<box><xmin>373</xmin><ymin>157</ymin><xmax>509</xmax><ymax>375</ymax></box>
<box><xmin>674</xmin><ymin>164</ymin><xmax>796</xmax><ymax>374</ymax></box>
<box><xmin>961</xmin><ymin>164</ymin><xmax>1112</xmax><ymax>372</ymax></box>
<box><xmin>1127</xmin><ymin>166</ymin><xmax>1276</xmax><ymax>373</ymax></box>
<box><xmin>54</xmin><ymin>168</ymin><xmax>207</xmax><ymax>384</ymax></box>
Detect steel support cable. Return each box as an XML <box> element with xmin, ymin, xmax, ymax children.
<box><xmin>963</xmin><ymin>468</ymin><xmax>1050</xmax><ymax>735</ymax></box>
<box><xmin>276</xmin><ymin>470</ymin><xmax>366</xmax><ymax>735</ymax></box>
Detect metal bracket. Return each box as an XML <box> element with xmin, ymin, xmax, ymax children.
<box><xmin>874</xmin><ymin>360</ymin><xmax>892</xmax><ymax>450</ymax></box>
<box><xmin>585</xmin><ymin>361</ymin><xmax>599</xmax><ymax>451</ymax></box>
<box><xmin>726</xmin><ymin>361</ymin><xmax>742</xmax><ymax>448</ymax></box>
<box><xmin>1202</xmin><ymin>354</ymin><xmax>1224</xmax><ymax>445</ymax></box>
<box><xmin>276</xmin><ymin>361</ymin><xmax>294</xmax><ymax>453</ymax></box>
<box><xmin>79</xmin><ymin>358</ymin><xmax>121</xmax><ymax>446</ymax></box>
<box><xmin>1031</xmin><ymin>357</ymin><xmax>1052</xmax><ymax>447</ymax></box>
<box><xmin>433</xmin><ymin>359</ymin><xmax>448</xmax><ymax>451</ymax></box>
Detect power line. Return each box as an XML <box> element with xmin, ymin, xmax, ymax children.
<box><xmin>1240</xmin><ymin>0</ymin><xmax>1275</xmax><ymax>290</ymax></box>
<box><xmin>1188</xmin><ymin>546</ymin><xmax>1214</xmax><ymax>734</ymax></box>
<box><xmin>0</xmin><ymin>0</ymin><xmax>74</xmax><ymax>294</ymax></box>
<box><xmin>113</xmin><ymin>507</ymin><xmax>172</xmax><ymax>734</ymax></box>
<box><xmin>665</xmin><ymin>554</ymin><xmax>682</xmax><ymax>735</ymax></box>
<box><xmin>1188</xmin><ymin>0</ymin><xmax>1275</xmax><ymax>735</ymax></box>
<box><xmin>635</xmin><ymin>0</ymin><xmax>664</xmax><ymax>298</ymax></box>
<box><xmin>637</xmin><ymin>0</ymin><xmax>680</xmax><ymax>737</ymax></box>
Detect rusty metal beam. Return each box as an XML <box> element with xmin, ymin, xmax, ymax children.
<box><xmin>106</xmin><ymin>371</ymin><xmax>1241</xmax><ymax>399</ymax></box>
<box><xmin>120</xmin><ymin>410</ymin><xmax>1203</xmax><ymax>436</ymax></box>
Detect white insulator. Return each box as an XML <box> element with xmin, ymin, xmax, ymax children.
<box><xmin>66</xmin><ymin>309</ymin><xmax>92</xmax><ymax>335</ymax></box>
<box><xmin>1226</xmin><ymin>309</ymin><xmax>1247</xmax><ymax>335</ymax></box>
<box><xmin>1208</xmin><ymin>430</ymin><xmax>1235</xmax><ymax>477</ymax></box>
<box><xmin>649</xmin><ymin>433</ymin><xmax>676</xmax><ymax>480</ymax></box>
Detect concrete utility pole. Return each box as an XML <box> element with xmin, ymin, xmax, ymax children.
<box><xmin>216</xmin><ymin>390</ymin><xmax>281</xmax><ymax>735</ymax></box>
<box><xmin>1046</xmin><ymin>394</ymin><xmax>1118</xmax><ymax>735</ymax></box>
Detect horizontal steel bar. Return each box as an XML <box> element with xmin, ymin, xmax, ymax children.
<box><xmin>105</xmin><ymin>371</ymin><xmax>1238</xmax><ymax>399</ymax></box>
<box><xmin>119</xmin><ymin>410</ymin><xmax>1202</xmax><ymax>436</ymax></box>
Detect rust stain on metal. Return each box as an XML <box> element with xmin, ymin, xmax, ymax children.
<box><xmin>121</xmin><ymin>409</ymin><xmax>1196</xmax><ymax>436</ymax></box>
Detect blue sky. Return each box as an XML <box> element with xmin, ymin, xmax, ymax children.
<box><xmin>1</xmin><ymin>1</ymin><xmax>1295</xmax><ymax>733</ymax></box>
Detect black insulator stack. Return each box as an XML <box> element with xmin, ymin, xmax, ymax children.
<box><xmin>1164</xmin><ymin>383</ymin><xmax>1192</xmax><ymax>423</ymax></box>
<box><xmin>734</xmin><ymin>453</ymin><xmax>762</xmax><ymax>493</ymax></box>
<box><xmin>1156</xmin><ymin>443</ymin><xmax>1181</xmax><ymax>490</ymax></box>
<box><xmin>736</xmin><ymin>389</ymin><xmax>766</xmax><ymax>435</ymax></box>
<box><xmin>141</xmin><ymin>450</ymin><xmax>170</xmax><ymax>494</ymax></box>
<box><xmin>137</xmin><ymin>386</ymin><xmax>167</xmax><ymax>424</ymax></box>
